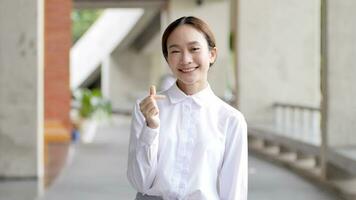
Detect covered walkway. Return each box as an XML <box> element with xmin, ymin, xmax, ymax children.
<box><xmin>1</xmin><ymin>1</ymin><xmax>356</xmax><ymax>200</ymax></box>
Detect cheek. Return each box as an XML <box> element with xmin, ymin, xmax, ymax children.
<box><xmin>167</xmin><ymin>56</ymin><xmax>179</xmax><ymax>67</ymax></box>
<box><xmin>196</xmin><ymin>54</ymin><xmax>210</xmax><ymax>67</ymax></box>
<box><xmin>167</xmin><ymin>60</ymin><xmax>177</xmax><ymax>72</ymax></box>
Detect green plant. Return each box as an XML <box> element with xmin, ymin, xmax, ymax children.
<box><xmin>73</xmin><ymin>88</ymin><xmax>112</xmax><ymax>119</ymax></box>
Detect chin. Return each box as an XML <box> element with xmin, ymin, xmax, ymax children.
<box><xmin>179</xmin><ymin>79</ymin><xmax>199</xmax><ymax>86</ymax></box>
<box><xmin>178</xmin><ymin>78</ymin><xmax>198</xmax><ymax>85</ymax></box>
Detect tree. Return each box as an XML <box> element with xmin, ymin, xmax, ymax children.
<box><xmin>71</xmin><ymin>9</ymin><xmax>102</xmax><ymax>45</ymax></box>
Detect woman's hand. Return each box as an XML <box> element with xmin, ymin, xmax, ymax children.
<box><xmin>139</xmin><ymin>86</ymin><xmax>166</xmax><ymax>129</ymax></box>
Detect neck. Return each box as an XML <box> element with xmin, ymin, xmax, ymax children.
<box><xmin>176</xmin><ymin>80</ymin><xmax>208</xmax><ymax>95</ymax></box>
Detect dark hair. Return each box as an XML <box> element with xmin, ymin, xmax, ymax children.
<box><xmin>161</xmin><ymin>16</ymin><xmax>216</xmax><ymax>62</ymax></box>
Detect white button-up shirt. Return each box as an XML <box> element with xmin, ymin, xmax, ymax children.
<box><xmin>127</xmin><ymin>83</ymin><xmax>248</xmax><ymax>200</ymax></box>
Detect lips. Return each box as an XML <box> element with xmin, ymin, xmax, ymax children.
<box><xmin>179</xmin><ymin>66</ymin><xmax>199</xmax><ymax>73</ymax></box>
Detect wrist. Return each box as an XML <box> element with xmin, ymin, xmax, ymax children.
<box><xmin>146</xmin><ymin>120</ymin><xmax>158</xmax><ymax>129</ymax></box>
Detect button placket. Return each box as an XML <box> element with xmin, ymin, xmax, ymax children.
<box><xmin>174</xmin><ymin>100</ymin><xmax>193</xmax><ymax>196</ymax></box>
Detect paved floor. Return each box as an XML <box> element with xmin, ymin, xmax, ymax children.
<box><xmin>40</xmin><ymin>116</ymin><xmax>136</xmax><ymax>200</ymax></box>
<box><xmin>248</xmin><ymin>155</ymin><xmax>340</xmax><ymax>200</ymax></box>
<box><xmin>0</xmin><ymin>179</ymin><xmax>38</xmax><ymax>200</ymax></box>
<box><xmin>0</xmin><ymin>115</ymin><xmax>342</xmax><ymax>200</ymax></box>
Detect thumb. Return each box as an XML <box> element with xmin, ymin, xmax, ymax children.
<box><xmin>149</xmin><ymin>85</ymin><xmax>156</xmax><ymax>96</ymax></box>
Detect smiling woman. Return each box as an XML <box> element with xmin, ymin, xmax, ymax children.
<box><xmin>127</xmin><ymin>16</ymin><xmax>248</xmax><ymax>200</ymax></box>
<box><xmin>164</xmin><ymin>24</ymin><xmax>216</xmax><ymax>95</ymax></box>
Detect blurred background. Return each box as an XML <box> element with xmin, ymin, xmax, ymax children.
<box><xmin>0</xmin><ymin>0</ymin><xmax>355</xmax><ymax>199</ymax></box>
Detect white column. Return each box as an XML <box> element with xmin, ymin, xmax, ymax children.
<box><xmin>0</xmin><ymin>0</ymin><xmax>44</xmax><ymax>180</ymax></box>
<box><xmin>326</xmin><ymin>0</ymin><xmax>356</xmax><ymax>147</ymax></box>
<box><xmin>101</xmin><ymin>56</ymin><xmax>111</xmax><ymax>99</ymax></box>
<box><xmin>236</xmin><ymin>0</ymin><xmax>321</xmax><ymax>125</ymax></box>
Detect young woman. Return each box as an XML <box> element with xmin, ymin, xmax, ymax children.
<box><xmin>127</xmin><ymin>16</ymin><xmax>247</xmax><ymax>200</ymax></box>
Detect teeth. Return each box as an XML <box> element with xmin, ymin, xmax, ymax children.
<box><xmin>181</xmin><ymin>68</ymin><xmax>195</xmax><ymax>72</ymax></box>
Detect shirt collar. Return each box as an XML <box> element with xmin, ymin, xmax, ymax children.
<box><xmin>166</xmin><ymin>82</ymin><xmax>215</xmax><ymax>107</ymax></box>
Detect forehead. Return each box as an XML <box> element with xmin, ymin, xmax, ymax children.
<box><xmin>167</xmin><ymin>24</ymin><xmax>207</xmax><ymax>46</ymax></box>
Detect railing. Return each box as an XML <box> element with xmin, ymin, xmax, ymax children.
<box><xmin>250</xmin><ymin>103</ymin><xmax>356</xmax><ymax>199</ymax></box>
<box><xmin>273</xmin><ymin>103</ymin><xmax>321</xmax><ymax>145</ymax></box>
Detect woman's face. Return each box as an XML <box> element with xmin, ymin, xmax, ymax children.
<box><xmin>166</xmin><ymin>25</ymin><xmax>216</xmax><ymax>89</ymax></box>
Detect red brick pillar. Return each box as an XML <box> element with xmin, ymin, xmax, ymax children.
<box><xmin>44</xmin><ymin>0</ymin><xmax>72</xmax><ymax>187</ymax></box>
<box><xmin>44</xmin><ymin>0</ymin><xmax>72</xmax><ymax>132</ymax></box>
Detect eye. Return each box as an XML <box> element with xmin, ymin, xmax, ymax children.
<box><xmin>170</xmin><ymin>50</ymin><xmax>180</xmax><ymax>54</ymax></box>
<box><xmin>191</xmin><ymin>47</ymin><xmax>200</xmax><ymax>52</ymax></box>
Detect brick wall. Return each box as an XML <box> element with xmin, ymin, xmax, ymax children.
<box><xmin>44</xmin><ymin>0</ymin><xmax>72</xmax><ymax>131</ymax></box>
<box><xmin>44</xmin><ymin>0</ymin><xmax>72</xmax><ymax>187</ymax></box>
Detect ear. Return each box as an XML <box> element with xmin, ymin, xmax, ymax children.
<box><xmin>209</xmin><ymin>47</ymin><xmax>217</xmax><ymax>65</ymax></box>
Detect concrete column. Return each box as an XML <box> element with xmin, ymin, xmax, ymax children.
<box><xmin>236</xmin><ymin>0</ymin><xmax>321</xmax><ymax>126</ymax></box>
<box><xmin>109</xmin><ymin>48</ymin><xmax>151</xmax><ymax>111</ymax></box>
<box><xmin>326</xmin><ymin>0</ymin><xmax>356</xmax><ymax>146</ymax></box>
<box><xmin>102</xmin><ymin>56</ymin><xmax>111</xmax><ymax>99</ymax></box>
<box><xmin>165</xmin><ymin>0</ymin><xmax>231</xmax><ymax>98</ymax></box>
<box><xmin>0</xmin><ymin>0</ymin><xmax>44</xmax><ymax>178</ymax></box>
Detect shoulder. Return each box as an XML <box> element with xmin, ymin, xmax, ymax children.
<box><xmin>215</xmin><ymin>97</ymin><xmax>245</xmax><ymax>119</ymax></box>
<box><xmin>212</xmin><ymin>97</ymin><xmax>247</xmax><ymax>129</ymax></box>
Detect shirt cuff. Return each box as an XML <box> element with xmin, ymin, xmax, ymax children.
<box><xmin>139</xmin><ymin>125</ymin><xmax>159</xmax><ymax>146</ymax></box>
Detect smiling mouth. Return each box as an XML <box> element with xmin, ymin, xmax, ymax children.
<box><xmin>179</xmin><ymin>66</ymin><xmax>199</xmax><ymax>73</ymax></box>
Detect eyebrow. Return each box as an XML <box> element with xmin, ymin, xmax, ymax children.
<box><xmin>168</xmin><ymin>41</ymin><xmax>201</xmax><ymax>49</ymax></box>
<box><xmin>168</xmin><ymin>44</ymin><xmax>179</xmax><ymax>49</ymax></box>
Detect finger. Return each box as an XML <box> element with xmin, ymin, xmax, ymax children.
<box><xmin>140</xmin><ymin>96</ymin><xmax>156</xmax><ymax>111</ymax></box>
<box><xmin>150</xmin><ymin>85</ymin><xmax>156</xmax><ymax>96</ymax></box>
<box><xmin>154</xmin><ymin>95</ymin><xmax>167</xmax><ymax>100</ymax></box>
<box><xmin>147</xmin><ymin>106</ymin><xmax>159</xmax><ymax>117</ymax></box>
<box><xmin>140</xmin><ymin>95</ymin><xmax>155</xmax><ymax>108</ymax></box>
<box><xmin>143</xmin><ymin>106</ymin><xmax>157</xmax><ymax>119</ymax></box>
<box><xmin>139</xmin><ymin>97</ymin><xmax>151</xmax><ymax>110</ymax></box>
<box><xmin>143</xmin><ymin>103</ymin><xmax>156</xmax><ymax>115</ymax></box>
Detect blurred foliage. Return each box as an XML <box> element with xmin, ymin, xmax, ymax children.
<box><xmin>71</xmin><ymin>9</ymin><xmax>103</xmax><ymax>44</ymax></box>
<box><xmin>73</xmin><ymin>88</ymin><xmax>112</xmax><ymax>119</ymax></box>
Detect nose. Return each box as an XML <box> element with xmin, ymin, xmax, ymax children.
<box><xmin>180</xmin><ymin>51</ymin><xmax>193</xmax><ymax>65</ymax></box>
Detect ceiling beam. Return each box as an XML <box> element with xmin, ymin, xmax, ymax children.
<box><xmin>73</xmin><ymin>0</ymin><xmax>167</xmax><ymax>9</ymax></box>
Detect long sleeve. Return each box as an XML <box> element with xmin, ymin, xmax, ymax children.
<box><xmin>127</xmin><ymin>100</ymin><xmax>159</xmax><ymax>193</ymax></box>
<box><xmin>218</xmin><ymin>113</ymin><xmax>248</xmax><ymax>200</ymax></box>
